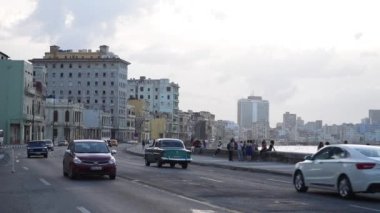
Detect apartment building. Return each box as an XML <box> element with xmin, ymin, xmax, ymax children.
<box><xmin>30</xmin><ymin>45</ymin><xmax>131</xmax><ymax>141</ymax></box>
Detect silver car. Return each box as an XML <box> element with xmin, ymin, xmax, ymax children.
<box><xmin>294</xmin><ymin>144</ymin><xmax>380</xmax><ymax>198</ymax></box>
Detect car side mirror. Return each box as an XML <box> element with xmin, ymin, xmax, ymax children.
<box><xmin>65</xmin><ymin>149</ymin><xmax>72</xmax><ymax>155</ymax></box>
<box><xmin>111</xmin><ymin>150</ymin><xmax>117</xmax><ymax>155</ymax></box>
<box><xmin>304</xmin><ymin>155</ymin><xmax>312</xmax><ymax>160</ymax></box>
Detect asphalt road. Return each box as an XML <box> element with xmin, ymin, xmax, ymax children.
<box><xmin>1</xmin><ymin>145</ymin><xmax>380</xmax><ymax>213</ymax></box>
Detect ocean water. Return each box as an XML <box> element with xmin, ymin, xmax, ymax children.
<box><xmin>275</xmin><ymin>145</ymin><xmax>318</xmax><ymax>154</ymax></box>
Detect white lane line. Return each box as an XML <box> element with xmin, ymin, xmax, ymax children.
<box><xmin>350</xmin><ymin>205</ymin><xmax>380</xmax><ymax>212</ymax></box>
<box><xmin>16</xmin><ymin>160</ymin><xmax>20</xmax><ymax>163</ymax></box>
<box><xmin>39</xmin><ymin>178</ymin><xmax>51</xmax><ymax>186</ymax></box>
<box><xmin>22</xmin><ymin>166</ymin><xmax>29</xmax><ymax>170</ymax></box>
<box><xmin>268</xmin><ymin>178</ymin><xmax>292</xmax><ymax>184</ymax></box>
<box><xmin>192</xmin><ymin>210</ymin><xmax>215</xmax><ymax>213</ymax></box>
<box><xmin>200</xmin><ymin>177</ymin><xmax>223</xmax><ymax>183</ymax></box>
<box><xmin>77</xmin><ymin>206</ymin><xmax>91</xmax><ymax>213</ymax></box>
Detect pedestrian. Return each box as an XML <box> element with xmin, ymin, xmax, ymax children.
<box><xmin>268</xmin><ymin>140</ymin><xmax>276</xmax><ymax>151</ymax></box>
<box><xmin>343</xmin><ymin>140</ymin><xmax>348</xmax><ymax>144</ymax></box>
<box><xmin>242</xmin><ymin>141</ymin><xmax>247</xmax><ymax>160</ymax></box>
<box><xmin>246</xmin><ymin>140</ymin><xmax>253</xmax><ymax>161</ymax></box>
<box><xmin>227</xmin><ymin>138</ymin><xmax>234</xmax><ymax>161</ymax></box>
<box><xmin>259</xmin><ymin>140</ymin><xmax>268</xmax><ymax>156</ymax></box>
<box><xmin>325</xmin><ymin>141</ymin><xmax>330</xmax><ymax>146</ymax></box>
<box><xmin>142</xmin><ymin>140</ymin><xmax>145</xmax><ymax>150</ymax></box>
<box><xmin>214</xmin><ymin>139</ymin><xmax>223</xmax><ymax>156</ymax></box>
<box><xmin>237</xmin><ymin>141</ymin><xmax>243</xmax><ymax>161</ymax></box>
<box><xmin>317</xmin><ymin>141</ymin><xmax>324</xmax><ymax>150</ymax></box>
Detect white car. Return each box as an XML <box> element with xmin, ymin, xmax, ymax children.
<box><xmin>293</xmin><ymin>144</ymin><xmax>380</xmax><ymax>198</ymax></box>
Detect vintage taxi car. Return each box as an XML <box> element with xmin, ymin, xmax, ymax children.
<box><xmin>144</xmin><ymin>138</ymin><xmax>192</xmax><ymax>169</ymax></box>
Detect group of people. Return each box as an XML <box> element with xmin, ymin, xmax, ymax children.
<box><xmin>225</xmin><ymin>138</ymin><xmax>276</xmax><ymax>161</ymax></box>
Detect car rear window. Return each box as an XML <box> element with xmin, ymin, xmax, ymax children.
<box><xmin>354</xmin><ymin>147</ymin><xmax>380</xmax><ymax>157</ymax></box>
<box><xmin>28</xmin><ymin>141</ymin><xmax>46</xmax><ymax>147</ymax></box>
<box><xmin>74</xmin><ymin>142</ymin><xmax>109</xmax><ymax>153</ymax></box>
<box><xmin>161</xmin><ymin>140</ymin><xmax>184</xmax><ymax>148</ymax></box>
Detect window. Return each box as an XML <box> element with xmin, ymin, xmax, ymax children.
<box><xmin>68</xmin><ymin>90</ymin><xmax>72</xmax><ymax>95</ymax></box>
<box><xmin>60</xmin><ymin>90</ymin><xmax>63</xmax><ymax>95</ymax></box>
<box><xmin>86</xmin><ymin>90</ymin><xmax>90</xmax><ymax>95</ymax></box>
<box><xmin>167</xmin><ymin>87</ymin><xmax>171</xmax><ymax>92</ymax></box>
<box><xmin>103</xmin><ymin>64</ymin><xmax>106</xmax><ymax>68</ymax></box>
<box><xmin>102</xmin><ymin>90</ymin><xmax>106</xmax><ymax>95</ymax></box>
<box><xmin>65</xmin><ymin>110</ymin><xmax>70</xmax><ymax>122</ymax></box>
<box><xmin>155</xmin><ymin>88</ymin><xmax>158</xmax><ymax>92</ymax></box>
<box><xmin>78</xmin><ymin>81</ymin><xmax>81</xmax><ymax>86</ymax></box>
<box><xmin>86</xmin><ymin>99</ymin><xmax>90</xmax><ymax>104</ymax></box>
<box><xmin>78</xmin><ymin>73</ymin><xmax>82</xmax><ymax>78</ymax></box>
<box><xmin>103</xmin><ymin>72</ymin><xmax>106</xmax><ymax>77</ymax></box>
<box><xmin>95</xmin><ymin>99</ymin><xmax>98</xmax><ymax>103</ymax></box>
<box><xmin>69</xmin><ymin>73</ymin><xmax>72</xmax><ymax>78</ymax></box>
<box><xmin>53</xmin><ymin>111</ymin><xmax>58</xmax><ymax>122</ymax></box>
<box><xmin>140</xmin><ymin>87</ymin><xmax>144</xmax><ymax>92</ymax></box>
<box><xmin>52</xmin><ymin>73</ymin><xmax>56</xmax><ymax>78</ymax></box>
<box><xmin>69</xmin><ymin>64</ymin><xmax>72</xmax><ymax>68</ymax></box>
<box><xmin>78</xmin><ymin>90</ymin><xmax>81</xmax><ymax>95</ymax></box>
<box><xmin>111</xmin><ymin>91</ymin><xmax>114</xmax><ymax>95</ymax></box>
<box><xmin>167</xmin><ymin>95</ymin><xmax>170</xmax><ymax>100</ymax></box>
<box><xmin>111</xmin><ymin>81</ymin><xmax>114</xmax><ymax>86</ymax></box>
<box><xmin>95</xmin><ymin>73</ymin><xmax>98</xmax><ymax>78</ymax></box>
<box><xmin>103</xmin><ymin>81</ymin><xmax>106</xmax><ymax>86</ymax></box>
<box><xmin>148</xmin><ymin>95</ymin><xmax>150</xmax><ymax>99</ymax></box>
<box><xmin>78</xmin><ymin>64</ymin><xmax>82</xmax><ymax>68</ymax></box>
<box><xmin>87</xmin><ymin>81</ymin><xmax>90</xmax><ymax>86</ymax></box>
<box><xmin>87</xmin><ymin>72</ymin><xmax>90</xmax><ymax>77</ymax></box>
<box><xmin>52</xmin><ymin>64</ymin><xmax>56</xmax><ymax>68</ymax></box>
<box><xmin>60</xmin><ymin>73</ymin><xmax>64</xmax><ymax>78</ymax></box>
<box><xmin>95</xmin><ymin>90</ymin><xmax>98</xmax><ymax>95</ymax></box>
<box><xmin>140</xmin><ymin>95</ymin><xmax>144</xmax><ymax>99</ymax></box>
<box><xmin>95</xmin><ymin>81</ymin><xmax>98</xmax><ymax>86</ymax></box>
<box><xmin>155</xmin><ymin>95</ymin><xmax>158</xmax><ymax>100</ymax></box>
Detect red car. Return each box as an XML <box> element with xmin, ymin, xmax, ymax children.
<box><xmin>63</xmin><ymin>139</ymin><xmax>117</xmax><ymax>180</ymax></box>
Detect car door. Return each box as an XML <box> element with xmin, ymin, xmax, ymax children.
<box><xmin>305</xmin><ymin>147</ymin><xmax>334</xmax><ymax>187</ymax></box>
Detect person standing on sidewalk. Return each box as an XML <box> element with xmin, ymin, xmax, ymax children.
<box><xmin>227</xmin><ymin>138</ymin><xmax>234</xmax><ymax>161</ymax></box>
<box><xmin>237</xmin><ymin>141</ymin><xmax>243</xmax><ymax>161</ymax></box>
<box><xmin>246</xmin><ymin>140</ymin><xmax>253</xmax><ymax>160</ymax></box>
<box><xmin>214</xmin><ymin>139</ymin><xmax>223</xmax><ymax>156</ymax></box>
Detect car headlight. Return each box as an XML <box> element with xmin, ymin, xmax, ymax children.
<box><xmin>108</xmin><ymin>157</ymin><xmax>116</xmax><ymax>164</ymax></box>
<box><xmin>73</xmin><ymin>156</ymin><xmax>82</xmax><ymax>164</ymax></box>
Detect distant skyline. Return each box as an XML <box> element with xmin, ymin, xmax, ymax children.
<box><xmin>2</xmin><ymin>0</ymin><xmax>380</xmax><ymax>126</ymax></box>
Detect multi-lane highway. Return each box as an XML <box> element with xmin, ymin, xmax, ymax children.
<box><xmin>1</xmin><ymin>144</ymin><xmax>379</xmax><ymax>213</ymax></box>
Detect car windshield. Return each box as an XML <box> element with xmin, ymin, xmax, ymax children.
<box><xmin>160</xmin><ymin>140</ymin><xmax>184</xmax><ymax>148</ymax></box>
<box><xmin>74</xmin><ymin>142</ymin><xmax>109</xmax><ymax>153</ymax></box>
<box><xmin>28</xmin><ymin>141</ymin><xmax>46</xmax><ymax>147</ymax></box>
<box><xmin>354</xmin><ymin>146</ymin><xmax>380</xmax><ymax>157</ymax></box>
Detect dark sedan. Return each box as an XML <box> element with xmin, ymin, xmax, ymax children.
<box><xmin>144</xmin><ymin>138</ymin><xmax>192</xmax><ymax>169</ymax></box>
<box><xmin>27</xmin><ymin>140</ymin><xmax>48</xmax><ymax>158</ymax></box>
<box><xmin>63</xmin><ymin>139</ymin><xmax>117</xmax><ymax>180</ymax></box>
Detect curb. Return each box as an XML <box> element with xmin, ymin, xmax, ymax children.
<box><xmin>125</xmin><ymin>148</ymin><xmax>293</xmax><ymax>177</ymax></box>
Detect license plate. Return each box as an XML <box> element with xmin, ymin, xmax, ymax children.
<box><xmin>90</xmin><ymin>166</ymin><xmax>102</xmax><ymax>171</ymax></box>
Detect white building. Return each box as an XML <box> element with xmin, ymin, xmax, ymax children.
<box><xmin>30</xmin><ymin>45</ymin><xmax>131</xmax><ymax>142</ymax></box>
<box><xmin>128</xmin><ymin>76</ymin><xmax>179</xmax><ymax>138</ymax></box>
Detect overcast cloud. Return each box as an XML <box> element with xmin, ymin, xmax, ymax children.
<box><xmin>1</xmin><ymin>0</ymin><xmax>380</xmax><ymax>126</ymax></box>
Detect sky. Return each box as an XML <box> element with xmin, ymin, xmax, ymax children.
<box><xmin>1</xmin><ymin>0</ymin><xmax>380</xmax><ymax>127</ymax></box>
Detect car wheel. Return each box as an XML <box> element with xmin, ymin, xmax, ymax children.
<box><xmin>338</xmin><ymin>176</ymin><xmax>354</xmax><ymax>199</ymax></box>
<box><xmin>109</xmin><ymin>174</ymin><xmax>116</xmax><ymax>180</ymax></box>
<box><xmin>27</xmin><ymin>154</ymin><xmax>30</xmax><ymax>158</ymax></box>
<box><xmin>44</xmin><ymin>154</ymin><xmax>48</xmax><ymax>158</ymax></box>
<box><xmin>170</xmin><ymin>163</ymin><xmax>175</xmax><ymax>168</ymax></box>
<box><xmin>145</xmin><ymin>159</ymin><xmax>150</xmax><ymax>166</ymax></box>
<box><xmin>157</xmin><ymin>161</ymin><xmax>163</xmax><ymax>168</ymax></box>
<box><xmin>63</xmin><ymin>168</ymin><xmax>68</xmax><ymax>177</ymax></box>
<box><xmin>68</xmin><ymin>165</ymin><xmax>76</xmax><ymax>179</ymax></box>
<box><xmin>294</xmin><ymin>171</ymin><xmax>308</xmax><ymax>192</ymax></box>
<box><xmin>181</xmin><ymin>163</ymin><xmax>188</xmax><ymax>169</ymax></box>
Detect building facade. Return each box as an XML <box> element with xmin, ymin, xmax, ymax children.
<box><xmin>128</xmin><ymin>76</ymin><xmax>180</xmax><ymax>138</ymax></box>
<box><xmin>30</xmin><ymin>45</ymin><xmax>131</xmax><ymax>142</ymax></box>
<box><xmin>0</xmin><ymin>58</ymin><xmax>45</xmax><ymax>144</ymax></box>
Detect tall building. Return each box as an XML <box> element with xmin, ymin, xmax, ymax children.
<box><xmin>30</xmin><ymin>45</ymin><xmax>130</xmax><ymax>141</ymax></box>
<box><xmin>237</xmin><ymin>96</ymin><xmax>269</xmax><ymax>129</ymax></box>
<box><xmin>283</xmin><ymin>112</ymin><xmax>297</xmax><ymax>142</ymax></box>
<box><xmin>369</xmin><ymin>110</ymin><xmax>380</xmax><ymax>125</ymax></box>
<box><xmin>0</xmin><ymin>56</ymin><xmax>45</xmax><ymax>144</ymax></box>
<box><xmin>128</xmin><ymin>76</ymin><xmax>179</xmax><ymax>138</ymax></box>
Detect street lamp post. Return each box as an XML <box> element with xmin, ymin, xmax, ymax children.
<box><xmin>47</xmin><ymin>95</ymin><xmax>55</xmax><ymax>143</ymax></box>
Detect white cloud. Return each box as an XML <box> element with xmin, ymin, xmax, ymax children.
<box><xmin>2</xmin><ymin>0</ymin><xmax>380</xmax><ymax>126</ymax></box>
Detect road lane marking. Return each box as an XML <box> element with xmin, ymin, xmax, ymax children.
<box><xmin>350</xmin><ymin>205</ymin><xmax>380</xmax><ymax>212</ymax></box>
<box><xmin>39</xmin><ymin>178</ymin><xmax>51</xmax><ymax>186</ymax></box>
<box><xmin>192</xmin><ymin>210</ymin><xmax>215</xmax><ymax>213</ymax></box>
<box><xmin>77</xmin><ymin>206</ymin><xmax>91</xmax><ymax>213</ymax></box>
<box><xmin>268</xmin><ymin>178</ymin><xmax>292</xmax><ymax>184</ymax></box>
<box><xmin>22</xmin><ymin>167</ymin><xmax>29</xmax><ymax>170</ymax></box>
<box><xmin>200</xmin><ymin>177</ymin><xmax>223</xmax><ymax>183</ymax></box>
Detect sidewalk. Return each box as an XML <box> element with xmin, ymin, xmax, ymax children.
<box><xmin>124</xmin><ymin>144</ymin><xmax>294</xmax><ymax>177</ymax></box>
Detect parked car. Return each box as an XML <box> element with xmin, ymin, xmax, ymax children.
<box><xmin>63</xmin><ymin>139</ymin><xmax>117</xmax><ymax>180</ymax></box>
<box><xmin>144</xmin><ymin>138</ymin><xmax>192</xmax><ymax>169</ymax></box>
<box><xmin>43</xmin><ymin>139</ymin><xmax>54</xmax><ymax>151</ymax></box>
<box><xmin>58</xmin><ymin>140</ymin><xmax>68</xmax><ymax>146</ymax></box>
<box><xmin>27</xmin><ymin>140</ymin><xmax>48</xmax><ymax>158</ymax></box>
<box><xmin>293</xmin><ymin>144</ymin><xmax>380</xmax><ymax>198</ymax></box>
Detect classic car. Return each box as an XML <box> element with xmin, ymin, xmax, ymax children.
<box><xmin>144</xmin><ymin>138</ymin><xmax>192</xmax><ymax>169</ymax></box>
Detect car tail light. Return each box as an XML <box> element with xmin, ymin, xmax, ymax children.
<box><xmin>356</xmin><ymin>163</ymin><xmax>376</xmax><ymax>170</ymax></box>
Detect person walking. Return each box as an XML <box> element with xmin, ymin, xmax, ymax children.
<box><xmin>268</xmin><ymin>140</ymin><xmax>276</xmax><ymax>151</ymax></box>
<box><xmin>227</xmin><ymin>138</ymin><xmax>234</xmax><ymax>161</ymax></box>
<box><xmin>214</xmin><ymin>139</ymin><xmax>223</xmax><ymax>156</ymax></box>
<box><xmin>246</xmin><ymin>140</ymin><xmax>253</xmax><ymax>161</ymax></box>
<box><xmin>317</xmin><ymin>141</ymin><xmax>324</xmax><ymax>150</ymax></box>
<box><xmin>237</xmin><ymin>141</ymin><xmax>243</xmax><ymax>161</ymax></box>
